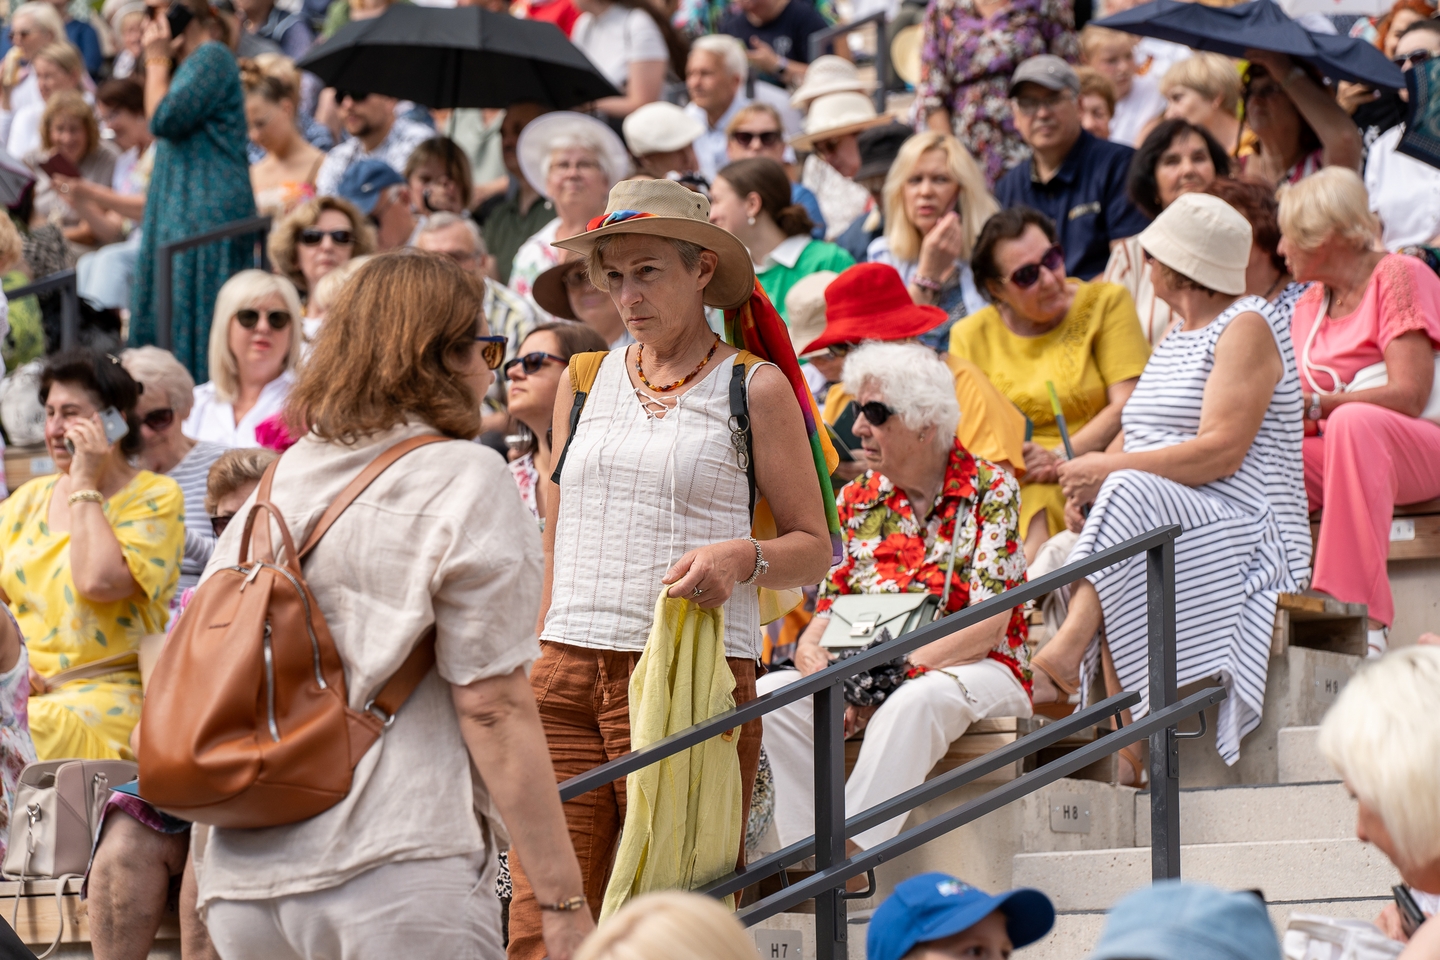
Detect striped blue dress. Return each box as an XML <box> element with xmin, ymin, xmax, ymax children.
<box><xmin>1070</xmin><ymin>295</ymin><xmax>1311</xmax><ymax>764</ymax></box>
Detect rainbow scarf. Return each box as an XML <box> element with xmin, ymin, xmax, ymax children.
<box><xmin>724</xmin><ymin>281</ymin><xmax>842</xmax><ymax>545</ymax></box>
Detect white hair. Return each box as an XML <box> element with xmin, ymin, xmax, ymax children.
<box><xmin>841</xmin><ymin>342</ymin><xmax>960</xmax><ymax>439</ymax></box>
<box><xmin>11</xmin><ymin>3</ymin><xmax>65</xmax><ymax>43</ymax></box>
<box><xmin>540</xmin><ymin>133</ymin><xmax>624</xmax><ymax>187</ymax></box>
<box><xmin>690</xmin><ymin>34</ymin><xmax>748</xmax><ymax>81</ymax></box>
<box><xmin>1319</xmin><ymin>646</ymin><xmax>1440</xmax><ymax>872</ymax></box>
<box><xmin>120</xmin><ymin>346</ymin><xmax>196</xmax><ymax>421</ymax></box>
<box><xmin>417</xmin><ymin>212</ymin><xmax>487</xmax><ymax>256</ymax></box>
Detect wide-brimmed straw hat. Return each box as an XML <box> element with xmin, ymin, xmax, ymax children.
<box><xmin>891</xmin><ymin>25</ymin><xmax>923</xmax><ymax>88</ymax></box>
<box><xmin>532</xmin><ymin>254</ymin><xmax>586</xmax><ymax>319</ymax></box>
<box><xmin>784</xmin><ymin>270</ymin><xmax>839</xmax><ymax>357</ymax></box>
<box><xmin>803</xmin><ymin>263</ymin><xmax>946</xmax><ymax>353</ymax></box>
<box><xmin>791</xmin><ymin>92</ymin><xmax>892</xmax><ymax>150</ymax></box>
<box><xmin>517</xmin><ymin>112</ymin><xmax>631</xmax><ymax>201</ymax></box>
<box><xmin>790</xmin><ymin>55</ymin><xmax>875</xmax><ymax>109</ymax></box>
<box><xmin>1137</xmin><ymin>193</ymin><xmax>1251</xmax><ymax>297</ymax></box>
<box><xmin>551</xmin><ymin>178</ymin><xmax>755</xmax><ymax>310</ymax></box>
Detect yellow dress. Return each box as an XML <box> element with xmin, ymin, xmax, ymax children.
<box><xmin>948</xmin><ymin>281</ymin><xmax>1150</xmax><ymax>539</ymax></box>
<box><xmin>0</xmin><ymin>472</ymin><xmax>184</xmax><ymax>760</ymax></box>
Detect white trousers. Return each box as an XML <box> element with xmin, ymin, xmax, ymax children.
<box><xmin>758</xmin><ymin>658</ymin><xmax>1032</xmax><ymax>851</ymax></box>
<box><xmin>205</xmin><ymin>851</ymin><xmax>502</xmax><ymax>960</ymax></box>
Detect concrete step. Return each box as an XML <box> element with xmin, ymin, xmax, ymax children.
<box><xmin>1278</xmin><ymin>726</ymin><xmax>1336</xmax><ymax>784</ymax></box>
<box><xmin>1012</xmin><ymin>838</ymin><xmax>1398</xmax><ymax>912</ymax></box>
<box><xmin>1133</xmin><ymin>781</ymin><xmax>1353</xmax><ymax>846</ymax></box>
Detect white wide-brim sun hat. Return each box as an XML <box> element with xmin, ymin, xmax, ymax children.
<box><xmin>1137</xmin><ymin>192</ymin><xmax>1252</xmax><ymax>297</ymax></box>
<box><xmin>791</xmin><ymin>91</ymin><xmax>891</xmax><ymax>150</ymax></box>
<box><xmin>790</xmin><ymin>55</ymin><xmax>876</xmax><ymax>109</ymax></box>
<box><xmin>622</xmin><ymin>101</ymin><xmax>706</xmax><ymax>157</ymax></box>
<box><xmin>517</xmin><ymin>111</ymin><xmax>632</xmax><ymax>201</ymax></box>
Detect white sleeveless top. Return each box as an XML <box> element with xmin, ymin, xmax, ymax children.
<box><xmin>543</xmin><ymin>350</ymin><xmax>767</xmax><ymax>659</ymax></box>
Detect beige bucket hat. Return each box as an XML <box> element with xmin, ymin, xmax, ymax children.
<box><xmin>783</xmin><ymin>270</ymin><xmax>838</xmax><ymax>357</ymax></box>
<box><xmin>790</xmin><ymin>55</ymin><xmax>876</xmax><ymax>110</ymax></box>
<box><xmin>551</xmin><ymin>178</ymin><xmax>756</xmax><ymax>310</ymax></box>
<box><xmin>791</xmin><ymin>91</ymin><xmax>892</xmax><ymax>150</ymax></box>
<box><xmin>1137</xmin><ymin>193</ymin><xmax>1252</xmax><ymax>296</ymax></box>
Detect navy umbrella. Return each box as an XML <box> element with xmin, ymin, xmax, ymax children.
<box><xmin>296</xmin><ymin>5</ymin><xmax>621</xmax><ymax>110</ymax></box>
<box><xmin>1093</xmin><ymin>0</ymin><xmax>1404</xmax><ymax>89</ymax></box>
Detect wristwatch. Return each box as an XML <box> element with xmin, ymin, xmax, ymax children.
<box><xmin>774</xmin><ymin>54</ymin><xmax>790</xmax><ymax>76</ymax></box>
<box><xmin>1307</xmin><ymin>394</ymin><xmax>1324</xmax><ymax>421</ymax></box>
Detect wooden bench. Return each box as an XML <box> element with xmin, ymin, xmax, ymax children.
<box><xmin>1271</xmin><ymin>592</ymin><xmax>1368</xmax><ymax>658</ymax></box>
<box><xmin>1309</xmin><ymin>498</ymin><xmax>1440</xmax><ymax>562</ymax></box>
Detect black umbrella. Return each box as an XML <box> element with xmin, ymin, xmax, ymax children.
<box><xmin>1093</xmin><ymin>0</ymin><xmax>1404</xmax><ymax>89</ymax></box>
<box><xmin>1399</xmin><ymin>57</ymin><xmax>1440</xmax><ymax>170</ymax></box>
<box><xmin>296</xmin><ymin>5</ymin><xmax>621</xmax><ymax>110</ymax></box>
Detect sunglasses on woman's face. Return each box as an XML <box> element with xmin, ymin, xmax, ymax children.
<box><xmin>474</xmin><ymin>335</ymin><xmax>507</xmax><ymax>370</ymax></box>
<box><xmin>141</xmin><ymin>408</ymin><xmax>175</xmax><ymax>431</ymax></box>
<box><xmin>235</xmin><ymin>308</ymin><xmax>292</xmax><ymax>330</ymax></box>
<box><xmin>1008</xmin><ymin>243</ymin><xmax>1066</xmax><ymax>289</ymax></box>
<box><xmin>503</xmin><ymin>351</ymin><xmax>567</xmax><ymax>377</ymax></box>
<box><xmin>211</xmin><ymin>513</ymin><xmax>235</xmax><ymax>537</ymax></box>
<box><xmin>826</xmin><ymin>342</ymin><xmax>858</xmax><ymax>359</ymax></box>
<box><xmin>856</xmin><ymin>400</ymin><xmax>895</xmax><ymax>426</ymax></box>
<box><xmin>730</xmin><ymin>130</ymin><xmax>782</xmax><ymax>148</ymax></box>
<box><xmin>298</xmin><ymin>228</ymin><xmax>355</xmax><ymax>246</ymax></box>
<box><xmin>1394</xmin><ymin>49</ymin><xmax>1435</xmax><ymax>69</ymax></box>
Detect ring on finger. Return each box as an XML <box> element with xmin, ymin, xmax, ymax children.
<box><xmin>691</xmin><ymin>586</ymin><xmax>703</xmax><ymax>598</ymax></box>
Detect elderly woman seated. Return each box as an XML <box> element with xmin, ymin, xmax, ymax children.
<box><xmin>1278</xmin><ymin>168</ymin><xmax>1440</xmax><ymax>658</ymax></box>
<box><xmin>757</xmin><ymin>341</ymin><xmax>1030</xmax><ymax>854</ymax></box>
<box><xmin>1031</xmin><ymin>194</ymin><xmax>1311</xmax><ymax>783</ymax></box>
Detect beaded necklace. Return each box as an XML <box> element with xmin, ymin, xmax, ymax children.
<box><xmin>635</xmin><ymin>336</ymin><xmax>721</xmax><ymax>392</ymax></box>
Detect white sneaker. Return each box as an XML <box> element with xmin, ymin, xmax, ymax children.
<box><xmin>1367</xmin><ymin>627</ymin><xmax>1389</xmax><ymax>659</ymax></box>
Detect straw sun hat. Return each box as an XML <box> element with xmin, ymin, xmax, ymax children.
<box><xmin>1136</xmin><ymin>193</ymin><xmax>1252</xmax><ymax>296</ymax></box>
<box><xmin>791</xmin><ymin>91</ymin><xmax>891</xmax><ymax>150</ymax></box>
<box><xmin>790</xmin><ymin>55</ymin><xmax>876</xmax><ymax>109</ymax></box>
<box><xmin>552</xmin><ymin>179</ymin><xmax>756</xmax><ymax>310</ymax></box>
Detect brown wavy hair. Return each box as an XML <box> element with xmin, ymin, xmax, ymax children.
<box><xmin>267</xmin><ymin>195</ymin><xmax>377</xmax><ymax>294</ymax></box>
<box><xmin>287</xmin><ymin>251</ymin><xmax>488</xmax><ymax>442</ymax></box>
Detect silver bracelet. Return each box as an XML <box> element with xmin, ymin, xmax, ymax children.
<box><xmin>738</xmin><ymin>536</ymin><xmax>769</xmax><ymax>586</ymax></box>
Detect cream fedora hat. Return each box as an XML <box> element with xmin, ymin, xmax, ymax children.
<box><xmin>784</xmin><ymin>270</ymin><xmax>838</xmax><ymax>357</ymax></box>
<box><xmin>790</xmin><ymin>55</ymin><xmax>876</xmax><ymax>109</ymax></box>
<box><xmin>791</xmin><ymin>91</ymin><xmax>891</xmax><ymax>150</ymax></box>
<box><xmin>1137</xmin><ymin>193</ymin><xmax>1252</xmax><ymax>297</ymax></box>
<box><xmin>517</xmin><ymin>112</ymin><xmax>631</xmax><ymax>201</ymax></box>
<box><xmin>552</xmin><ymin>179</ymin><xmax>755</xmax><ymax>310</ymax></box>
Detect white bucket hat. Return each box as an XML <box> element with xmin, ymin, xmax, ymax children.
<box><xmin>1137</xmin><ymin>193</ymin><xmax>1252</xmax><ymax>296</ymax></box>
<box><xmin>517</xmin><ymin>112</ymin><xmax>632</xmax><ymax>200</ymax></box>
<box><xmin>622</xmin><ymin>101</ymin><xmax>705</xmax><ymax>158</ymax></box>
<box><xmin>790</xmin><ymin>55</ymin><xmax>875</xmax><ymax>110</ymax></box>
<box><xmin>791</xmin><ymin>91</ymin><xmax>891</xmax><ymax>150</ymax></box>
<box><xmin>784</xmin><ymin>270</ymin><xmax>838</xmax><ymax>357</ymax></box>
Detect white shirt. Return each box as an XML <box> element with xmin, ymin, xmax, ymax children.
<box><xmin>685</xmin><ymin>80</ymin><xmax>803</xmax><ymax>183</ymax></box>
<box><xmin>756</xmin><ymin>233</ymin><xmax>812</xmax><ymax>271</ymax></box>
<box><xmin>315</xmin><ymin>117</ymin><xmax>435</xmax><ymax>198</ymax></box>
<box><xmin>1110</xmin><ymin>72</ymin><xmax>1167</xmax><ymax>148</ymax></box>
<box><xmin>571</xmin><ymin>4</ymin><xmax>667</xmax><ymax>91</ymax></box>
<box><xmin>1134</xmin><ymin>38</ymin><xmax>1191</xmax><ymax>85</ymax></box>
<box><xmin>182</xmin><ymin>370</ymin><xmax>296</xmax><ymax>449</ymax></box>
<box><xmin>1366</xmin><ymin>124</ymin><xmax>1440</xmax><ymax>251</ymax></box>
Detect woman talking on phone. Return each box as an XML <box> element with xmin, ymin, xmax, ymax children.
<box><xmin>0</xmin><ymin>350</ymin><xmax>184</xmax><ymax>761</ymax></box>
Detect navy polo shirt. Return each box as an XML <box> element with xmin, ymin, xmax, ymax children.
<box><xmin>721</xmin><ymin>0</ymin><xmax>831</xmax><ymax>85</ymax></box>
<box><xmin>994</xmin><ymin>130</ymin><xmax>1151</xmax><ymax>281</ymax></box>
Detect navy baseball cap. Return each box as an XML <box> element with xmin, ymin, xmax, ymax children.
<box><xmin>335</xmin><ymin>158</ymin><xmax>405</xmax><ymax>215</ymax></box>
<box><xmin>1088</xmin><ymin>882</ymin><xmax>1280</xmax><ymax>960</ymax></box>
<box><xmin>867</xmin><ymin>874</ymin><xmax>1055</xmax><ymax>960</ymax></box>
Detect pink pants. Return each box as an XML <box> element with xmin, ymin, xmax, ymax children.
<box><xmin>1305</xmin><ymin>403</ymin><xmax>1440</xmax><ymax>626</ymax></box>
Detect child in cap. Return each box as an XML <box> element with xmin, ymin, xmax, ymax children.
<box><xmin>868</xmin><ymin>873</ymin><xmax>1055</xmax><ymax>960</ymax></box>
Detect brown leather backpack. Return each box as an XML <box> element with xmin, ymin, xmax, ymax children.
<box><xmin>137</xmin><ymin>436</ymin><xmax>444</xmax><ymax>828</ymax></box>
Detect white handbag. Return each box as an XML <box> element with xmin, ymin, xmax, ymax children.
<box><xmin>1302</xmin><ymin>293</ymin><xmax>1440</xmax><ymax>423</ymax></box>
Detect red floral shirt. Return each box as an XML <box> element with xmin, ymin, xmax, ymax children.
<box><xmin>817</xmin><ymin>440</ymin><xmax>1030</xmax><ymax>690</ymax></box>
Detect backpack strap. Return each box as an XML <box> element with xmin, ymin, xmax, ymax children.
<box><xmin>730</xmin><ymin>351</ymin><xmax>766</xmax><ymax>517</ymax></box>
<box><xmin>549</xmin><ymin>350</ymin><xmax>608</xmax><ymax>485</ymax></box>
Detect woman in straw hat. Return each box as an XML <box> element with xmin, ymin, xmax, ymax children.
<box><xmin>1031</xmin><ymin>193</ymin><xmax>1309</xmax><ymax>783</ymax></box>
<box><xmin>506</xmin><ymin>178</ymin><xmax>832</xmax><ymax>960</ymax></box>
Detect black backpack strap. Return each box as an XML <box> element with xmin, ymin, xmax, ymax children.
<box><xmin>728</xmin><ymin>360</ymin><xmax>757</xmax><ymax>517</ymax></box>
<box><xmin>549</xmin><ymin>387</ymin><xmax>589</xmax><ymax>485</ymax></box>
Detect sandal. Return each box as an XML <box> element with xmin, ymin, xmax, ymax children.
<box><xmin>1030</xmin><ymin>651</ymin><xmax>1081</xmax><ymax>718</ymax></box>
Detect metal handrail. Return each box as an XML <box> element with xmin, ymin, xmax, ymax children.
<box><xmin>808</xmin><ymin>11</ymin><xmax>888</xmax><ymax>111</ymax></box>
<box><xmin>558</xmin><ymin>523</ymin><xmax>1201</xmax><ymax>959</ymax></box>
<box><xmin>154</xmin><ymin>215</ymin><xmax>272</xmax><ymax>351</ymax></box>
<box><xmin>5</xmin><ymin>269</ymin><xmax>80</xmax><ymax>352</ymax></box>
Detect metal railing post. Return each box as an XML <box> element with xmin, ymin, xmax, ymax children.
<box><xmin>1146</xmin><ymin>537</ymin><xmax>1180</xmax><ymax>880</ymax></box>
<box><xmin>155</xmin><ymin>251</ymin><xmax>173</xmax><ymax>351</ymax></box>
<box><xmin>813</xmin><ymin>683</ymin><xmax>848</xmax><ymax>960</ymax></box>
<box><xmin>808</xmin><ymin>12</ymin><xmax>888</xmax><ymax>111</ymax></box>
<box><xmin>58</xmin><ymin>275</ymin><xmax>80</xmax><ymax>352</ymax></box>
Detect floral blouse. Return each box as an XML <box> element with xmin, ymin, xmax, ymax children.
<box><xmin>817</xmin><ymin>439</ymin><xmax>1031</xmax><ymax>689</ymax></box>
<box><xmin>915</xmin><ymin>0</ymin><xmax>1078</xmax><ymax>187</ymax></box>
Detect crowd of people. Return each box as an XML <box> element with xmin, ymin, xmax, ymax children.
<box><xmin>0</xmin><ymin>0</ymin><xmax>1432</xmax><ymax>955</ymax></box>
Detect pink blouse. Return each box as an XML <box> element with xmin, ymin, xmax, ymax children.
<box><xmin>1291</xmin><ymin>253</ymin><xmax>1440</xmax><ymax>393</ymax></box>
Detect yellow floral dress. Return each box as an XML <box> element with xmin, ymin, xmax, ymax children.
<box><xmin>0</xmin><ymin>472</ymin><xmax>184</xmax><ymax>760</ymax></box>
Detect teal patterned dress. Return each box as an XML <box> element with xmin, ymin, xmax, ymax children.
<box><xmin>130</xmin><ymin>42</ymin><xmax>257</xmax><ymax>380</ymax></box>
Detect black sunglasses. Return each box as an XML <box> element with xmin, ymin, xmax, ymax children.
<box><xmin>1394</xmin><ymin>49</ymin><xmax>1434</xmax><ymax>68</ymax></box>
<box><xmin>211</xmin><ymin>513</ymin><xmax>235</xmax><ymax>537</ymax></box>
<box><xmin>298</xmin><ymin>228</ymin><xmax>355</xmax><ymax>246</ymax></box>
<box><xmin>730</xmin><ymin>130</ymin><xmax>782</xmax><ymax>148</ymax></box>
<box><xmin>235</xmin><ymin>308</ymin><xmax>292</xmax><ymax>330</ymax></box>
<box><xmin>856</xmin><ymin>400</ymin><xmax>895</xmax><ymax>426</ymax></box>
<box><xmin>335</xmin><ymin>90</ymin><xmax>370</xmax><ymax>103</ymax></box>
<box><xmin>141</xmin><ymin>408</ymin><xmax>175</xmax><ymax>431</ymax></box>
<box><xmin>503</xmin><ymin>351</ymin><xmax>567</xmax><ymax>377</ymax></box>
<box><xmin>826</xmin><ymin>342</ymin><xmax>858</xmax><ymax>359</ymax></box>
<box><xmin>474</xmin><ymin>335</ymin><xmax>507</xmax><ymax>370</ymax></box>
<box><xmin>1008</xmin><ymin>243</ymin><xmax>1065</xmax><ymax>289</ymax></box>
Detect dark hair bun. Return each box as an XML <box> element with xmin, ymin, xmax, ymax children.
<box><xmin>774</xmin><ymin>203</ymin><xmax>815</xmax><ymax>238</ymax></box>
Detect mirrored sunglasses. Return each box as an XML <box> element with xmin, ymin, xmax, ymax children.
<box><xmin>474</xmin><ymin>335</ymin><xmax>507</xmax><ymax>370</ymax></box>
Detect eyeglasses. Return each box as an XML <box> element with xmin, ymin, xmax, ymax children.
<box><xmin>211</xmin><ymin>513</ymin><xmax>235</xmax><ymax>537</ymax></box>
<box><xmin>730</xmin><ymin>130</ymin><xmax>782</xmax><ymax>148</ymax></box>
<box><xmin>814</xmin><ymin>137</ymin><xmax>842</xmax><ymax>155</ymax></box>
<box><xmin>298</xmin><ymin>228</ymin><xmax>355</xmax><ymax>246</ymax></box>
<box><xmin>1013</xmin><ymin>90</ymin><xmax>1074</xmax><ymax>116</ymax></box>
<box><xmin>1394</xmin><ymin>49</ymin><xmax>1435</xmax><ymax>69</ymax></box>
<box><xmin>855</xmin><ymin>400</ymin><xmax>895</xmax><ymax>426</ymax></box>
<box><xmin>826</xmin><ymin>342</ymin><xmax>858</xmax><ymax>359</ymax></box>
<box><xmin>1007</xmin><ymin>243</ymin><xmax>1066</xmax><ymax>288</ymax></box>
<box><xmin>503</xmin><ymin>351</ymin><xmax>568</xmax><ymax>377</ymax></box>
<box><xmin>561</xmin><ymin>269</ymin><xmax>593</xmax><ymax>289</ymax></box>
<box><xmin>474</xmin><ymin>334</ymin><xmax>507</xmax><ymax>370</ymax></box>
<box><xmin>234</xmin><ymin>308</ymin><xmax>293</xmax><ymax>330</ymax></box>
<box><xmin>335</xmin><ymin>90</ymin><xmax>370</xmax><ymax>104</ymax></box>
<box><xmin>141</xmin><ymin>408</ymin><xmax>175</xmax><ymax>431</ymax></box>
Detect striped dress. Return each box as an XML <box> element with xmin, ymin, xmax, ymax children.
<box><xmin>1070</xmin><ymin>295</ymin><xmax>1311</xmax><ymax>764</ymax></box>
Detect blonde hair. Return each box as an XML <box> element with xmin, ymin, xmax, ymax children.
<box><xmin>0</xmin><ymin>213</ymin><xmax>22</xmax><ymax>273</ymax></box>
<box><xmin>574</xmin><ymin>893</ymin><xmax>759</xmax><ymax>960</ymax></box>
<box><xmin>40</xmin><ymin>89</ymin><xmax>98</xmax><ymax>156</ymax></box>
<box><xmin>208</xmin><ymin>270</ymin><xmax>304</xmax><ymax>403</ymax></box>
<box><xmin>1076</xmin><ymin>66</ymin><xmax>1117</xmax><ymax>114</ymax></box>
<box><xmin>1319</xmin><ymin>646</ymin><xmax>1440</xmax><ymax>872</ymax></box>
<box><xmin>1161</xmin><ymin>53</ymin><xmax>1243</xmax><ymax>115</ymax></box>
<box><xmin>33</xmin><ymin>40</ymin><xmax>83</xmax><ymax>80</ymax></box>
<box><xmin>204</xmin><ymin>447</ymin><xmax>279</xmax><ymax>514</ymax></box>
<box><xmin>120</xmin><ymin>346</ymin><xmax>197</xmax><ymax>420</ymax></box>
<box><xmin>10</xmin><ymin>3</ymin><xmax>65</xmax><ymax>45</ymax></box>
<box><xmin>882</xmin><ymin>132</ymin><xmax>998</xmax><ymax>265</ymax></box>
<box><xmin>1276</xmin><ymin>166</ymin><xmax>1380</xmax><ymax>253</ymax></box>
<box><xmin>1079</xmin><ymin>24</ymin><xmax>1135</xmax><ymax>59</ymax></box>
<box><xmin>726</xmin><ymin>102</ymin><xmax>783</xmax><ymax>136</ymax></box>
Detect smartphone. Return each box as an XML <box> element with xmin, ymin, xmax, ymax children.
<box><xmin>165</xmin><ymin>1</ymin><xmax>193</xmax><ymax>38</ymax></box>
<box><xmin>63</xmin><ymin>407</ymin><xmax>130</xmax><ymax>455</ymax></box>
<box><xmin>831</xmin><ymin>401</ymin><xmax>861</xmax><ymax>457</ymax></box>
<box><xmin>1395</xmin><ymin>884</ymin><xmax>1426</xmax><ymax>938</ymax></box>
<box><xmin>40</xmin><ymin>152</ymin><xmax>82</xmax><ymax>180</ymax></box>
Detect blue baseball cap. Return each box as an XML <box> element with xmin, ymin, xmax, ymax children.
<box><xmin>1088</xmin><ymin>882</ymin><xmax>1280</xmax><ymax>960</ymax></box>
<box><xmin>867</xmin><ymin>874</ymin><xmax>1055</xmax><ymax>960</ymax></box>
<box><xmin>335</xmin><ymin>158</ymin><xmax>405</xmax><ymax>215</ymax></box>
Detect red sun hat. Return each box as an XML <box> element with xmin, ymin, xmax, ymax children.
<box><xmin>802</xmin><ymin>262</ymin><xmax>949</xmax><ymax>354</ymax></box>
